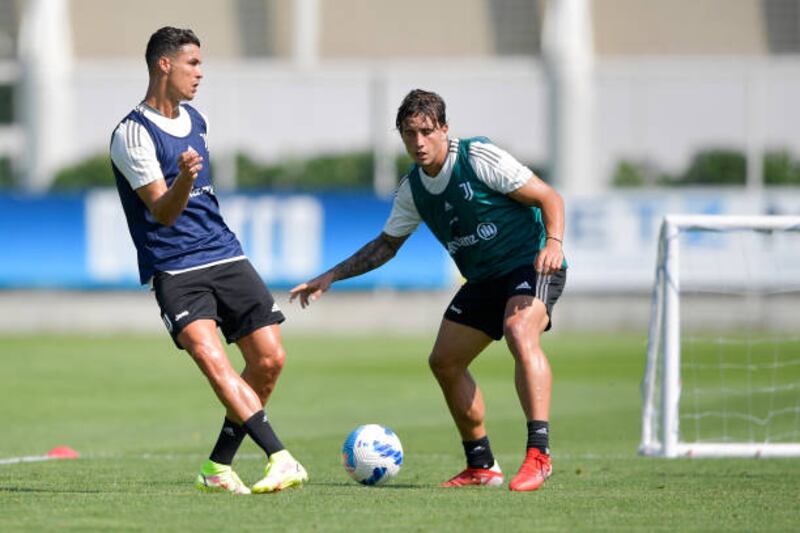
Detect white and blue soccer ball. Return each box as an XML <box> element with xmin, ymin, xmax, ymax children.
<box><xmin>342</xmin><ymin>424</ymin><xmax>404</xmax><ymax>486</ymax></box>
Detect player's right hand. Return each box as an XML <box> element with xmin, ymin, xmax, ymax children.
<box><xmin>177</xmin><ymin>148</ymin><xmax>203</xmax><ymax>181</ymax></box>
<box><xmin>289</xmin><ymin>271</ymin><xmax>335</xmax><ymax>308</ymax></box>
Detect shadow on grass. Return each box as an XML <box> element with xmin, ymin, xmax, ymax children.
<box><xmin>0</xmin><ymin>486</ymin><xmax>104</xmax><ymax>494</ymax></box>
<box><xmin>309</xmin><ymin>481</ymin><xmax>427</xmax><ymax>489</ymax></box>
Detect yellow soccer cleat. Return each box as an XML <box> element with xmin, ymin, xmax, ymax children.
<box><xmin>195</xmin><ymin>459</ymin><xmax>251</xmax><ymax>495</ymax></box>
<box><xmin>251</xmin><ymin>450</ymin><xmax>308</xmax><ymax>493</ymax></box>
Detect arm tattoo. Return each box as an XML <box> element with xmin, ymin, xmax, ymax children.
<box><xmin>330</xmin><ymin>233</ymin><xmax>407</xmax><ymax>282</ymax></box>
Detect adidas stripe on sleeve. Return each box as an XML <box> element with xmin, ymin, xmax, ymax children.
<box><xmin>468</xmin><ymin>141</ymin><xmax>533</xmax><ymax>194</ymax></box>
<box><xmin>110</xmin><ymin>119</ymin><xmax>164</xmax><ymax>190</ymax></box>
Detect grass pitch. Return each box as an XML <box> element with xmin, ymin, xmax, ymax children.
<box><xmin>1</xmin><ymin>332</ymin><xmax>798</xmax><ymax>531</ymax></box>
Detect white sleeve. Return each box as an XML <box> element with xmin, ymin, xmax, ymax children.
<box><xmin>382</xmin><ymin>178</ymin><xmax>422</xmax><ymax>237</ymax></box>
<box><xmin>468</xmin><ymin>141</ymin><xmax>533</xmax><ymax>194</ymax></box>
<box><xmin>110</xmin><ymin>120</ymin><xmax>164</xmax><ymax>189</ymax></box>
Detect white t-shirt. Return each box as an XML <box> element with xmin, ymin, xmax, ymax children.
<box><xmin>109</xmin><ymin>103</ymin><xmax>208</xmax><ymax>190</ymax></box>
<box><xmin>382</xmin><ymin>138</ymin><xmax>534</xmax><ymax>237</ymax></box>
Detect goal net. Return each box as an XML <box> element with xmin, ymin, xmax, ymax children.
<box><xmin>641</xmin><ymin>215</ymin><xmax>800</xmax><ymax>457</ymax></box>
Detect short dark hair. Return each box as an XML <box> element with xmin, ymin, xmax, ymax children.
<box><xmin>145</xmin><ymin>27</ymin><xmax>200</xmax><ymax>71</ymax></box>
<box><xmin>395</xmin><ymin>89</ymin><xmax>447</xmax><ymax>131</ymax></box>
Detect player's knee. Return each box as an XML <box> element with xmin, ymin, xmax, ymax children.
<box><xmin>503</xmin><ymin>314</ymin><xmax>527</xmax><ymax>341</ymax></box>
<box><xmin>503</xmin><ymin>315</ymin><xmax>542</xmax><ymax>352</ymax></box>
<box><xmin>257</xmin><ymin>344</ymin><xmax>286</xmax><ymax>374</ymax></box>
<box><xmin>189</xmin><ymin>342</ymin><xmax>230</xmax><ymax>379</ymax></box>
<box><xmin>428</xmin><ymin>351</ymin><xmax>459</xmax><ymax>378</ymax></box>
<box><xmin>427</xmin><ymin>352</ymin><xmax>441</xmax><ymax>374</ymax></box>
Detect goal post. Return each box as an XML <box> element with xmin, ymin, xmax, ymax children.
<box><xmin>641</xmin><ymin>215</ymin><xmax>800</xmax><ymax>458</ymax></box>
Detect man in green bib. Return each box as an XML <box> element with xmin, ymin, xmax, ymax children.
<box><xmin>290</xmin><ymin>89</ymin><xmax>567</xmax><ymax>492</ymax></box>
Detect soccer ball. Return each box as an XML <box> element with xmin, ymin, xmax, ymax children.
<box><xmin>342</xmin><ymin>424</ymin><xmax>404</xmax><ymax>486</ymax></box>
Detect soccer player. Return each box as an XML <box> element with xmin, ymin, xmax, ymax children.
<box><xmin>290</xmin><ymin>89</ymin><xmax>566</xmax><ymax>492</ymax></box>
<box><xmin>109</xmin><ymin>27</ymin><xmax>307</xmax><ymax>495</ymax></box>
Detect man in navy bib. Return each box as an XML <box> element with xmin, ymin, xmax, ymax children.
<box><xmin>290</xmin><ymin>89</ymin><xmax>567</xmax><ymax>492</ymax></box>
<box><xmin>110</xmin><ymin>27</ymin><xmax>306</xmax><ymax>494</ymax></box>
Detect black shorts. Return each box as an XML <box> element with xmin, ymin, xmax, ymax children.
<box><xmin>152</xmin><ymin>259</ymin><xmax>285</xmax><ymax>349</ymax></box>
<box><xmin>443</xmin><ymin>265</ymin><xmax>567</xmax><ymax>341</ymax></box>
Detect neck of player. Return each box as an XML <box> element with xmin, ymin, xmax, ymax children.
<box><xmin>143</xmin><ymin>83</ymin><xmax>181</xmax><ymax>119</ymax></box>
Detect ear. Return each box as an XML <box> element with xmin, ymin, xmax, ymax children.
<box><xmin>440</xmin><ymin>123</ymin><xmax>449</xmax><ymax>136</ymax></box>
<box><xmin>158</xmin><ymin>56</ymin><xmax>171</xmax><ymax>75</ymax></box>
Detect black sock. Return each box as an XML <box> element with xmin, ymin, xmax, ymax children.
<box><xmin>243</xmin><ymin>410</ymin><xmax>285</xmax><ymax>456</ymax></box>
<box><xmin>209</xmin><ymin>417</ymin><xmax>247</xmax><ymax>465</ymax></box>
<box><xmin>527</xmin><ymin>420</ymin><xmax>550</xmax><ymax>455</ymax></box>
<box><xmin>463</xmin><ymin>436</ymin><xmax>495</xmax><ymax>469</ymax></box>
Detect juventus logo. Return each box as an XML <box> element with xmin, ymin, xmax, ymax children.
<box><xmin>459</xmin><ymin>182</ymin><xmax>474</xmax><ymax>201</ymax></box>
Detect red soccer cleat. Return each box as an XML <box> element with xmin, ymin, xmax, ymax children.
<box><xmin>509</xmin><ymin>448</ymin><xmax>552</xmax><ymax>492</ymax></box>
<box><xmin>440</xmin><ymin>462</ymin><xmax>504</xmax><ymax>487</ymax></box>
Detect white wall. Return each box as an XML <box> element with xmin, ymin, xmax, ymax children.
<box><xmin>75</xmin><ymin>56</ymin><xmax>800</xmax><ymax>190</ymax></box>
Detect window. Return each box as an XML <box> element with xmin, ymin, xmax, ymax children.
<box><xmin>764</xmin><ymin>0</ymin><xmax>800</xmax><ymax>53</ymax></box>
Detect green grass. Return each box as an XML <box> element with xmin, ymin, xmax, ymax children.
<box><xmin>1</xmin><ymin>333</ymin><xmax>799</xmax><ymax>531</ymax></box>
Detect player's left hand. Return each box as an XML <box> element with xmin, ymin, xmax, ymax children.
<box><xmin>289</xmin><ymin>271</ymin><xmax>335</xmax><ymax>308</ymax></box>
<box><xmin>535</xmin><ymin>239</ymin><xmax>563</xmax><ymax>275</ymax></box>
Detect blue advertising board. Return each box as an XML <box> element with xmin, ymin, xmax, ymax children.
<box><xmin>2</xmin><ymin>189</ymin><xmax>800</xmax><ymax>291</ymax></box>
<box><xmin>0</xmin><ymin>191</ymin><xmax>454</xmax><ymax>289</ymax></box>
